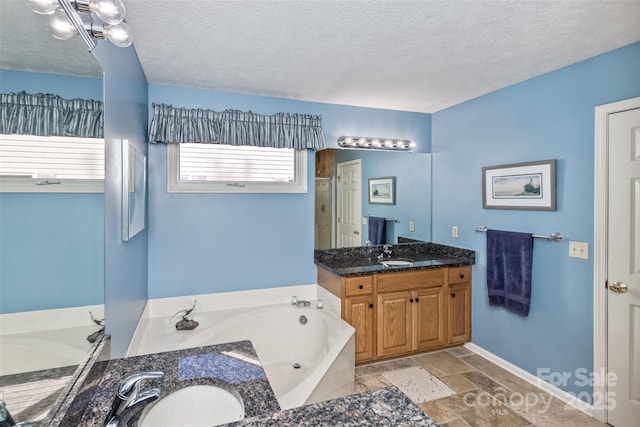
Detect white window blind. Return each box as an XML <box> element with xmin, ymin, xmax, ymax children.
<box><xmin>167</xmin><ymin>143</ymin><xmax>307</xmax><ymax>193</ymax></box>
<box><xmin>0</xmin><ymin>134</ymin><xmax>104</xmax><ymax>192</ymax></box>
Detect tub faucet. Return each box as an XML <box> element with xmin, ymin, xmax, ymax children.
<box><xmin>291</xmin><ymin>296</ymin><xmax>311</xmax><ymax>307</ymax></box>
<box><xmin>378</xmin><ymin>244</ymin><xmax>393</xmax><ymax>260</ymax></box>
<box><xmin>105</xmin><ymin>371</ymin><xmax>164</xmax><ymax>427</ymax></box>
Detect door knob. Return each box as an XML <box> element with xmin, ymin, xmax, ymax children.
<box><xmin>353</xmin><ymin>230</ymin><xmax>360</xmax><ymax>235</ymax></box>
<box><xmin>609</xmin><ymin>282</ymin><xmax>628</xmax><ymax>293</ymax></box>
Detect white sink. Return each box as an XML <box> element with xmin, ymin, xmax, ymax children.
<box><xmin>138</xmin><ymin>384</ymin><xmax>245</xmax><ymax>427</ymax></box>
<box><xmin>380</xmin><ymin>260</ymin><xmax>414</xmax><ymax>267</ymax></box>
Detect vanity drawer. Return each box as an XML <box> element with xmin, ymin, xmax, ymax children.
<box><xmin>344</xmin><ymin>276</ymin><xmax>374</xmax><ymax>296</ymax></box>
<box><xmin>377</xmin><ymin>269</ymin><xmax>445</xmax><ymax>293</ymax></box>
<box><xmin>448</xmin><ymin>266</ymin><xmax>472</xmax><ymax>284</ymax></box>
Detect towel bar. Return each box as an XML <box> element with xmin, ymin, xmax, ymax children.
<box><xmin>367</xmin><ymin>215</ymin><xmax>399</xmax><ymax>223</ymax></box>
<box><xmin>476</xmin><ymin>225</ymin><xmax>563</xmax><ymax>242</ymax></box>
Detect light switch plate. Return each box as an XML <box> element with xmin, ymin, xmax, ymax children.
<box><xmin>569</xmin><ymin>241</ymin><xmax>589</xmax><ymax>259</ymax></box>
<box><xmin>409</xmin><ymin>221</ymin><xmax>415</xmax><ymax>232</ymax></box>
<box><xmin>452</xmin><ymin>226</ymin><xmax>459</xmax><ymax>238</ymax></box>
<box><xmin>362</xmin><ymin>216</ymin><xmax>367</xmax><ymax>225</ymax></box>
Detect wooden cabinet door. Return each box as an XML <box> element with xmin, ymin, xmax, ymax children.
<box><xmin>448</xmin><ymin>283</ymin><xmax>471</xmax><ymax>344</ymax></box>
<box><xmin>377</xmin><ymin>291</ymin><xmax>412</xmax><ymax>358</ymax></box>
<box><xmin>345</xmin><ymin>295</ymin><xmax>375</xmax><ymax>362</ymax></box>
<box><xmin>413</xmin><ymin>287</ymin><xmax>446</xmax><ymax>351</ymax></box>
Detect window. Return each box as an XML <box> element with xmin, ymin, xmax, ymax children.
<box><xmin>0</xmin><ymin>134</ymin><xmax>104</xmax><ymax>192</ymax></box>
<box><xmin>167</xmin><ymin>142</ymin><xmax>307</xmax><ymax>193</ymax></box>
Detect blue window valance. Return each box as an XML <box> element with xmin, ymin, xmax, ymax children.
<box><xmin>148</xmin><ymin>103</ymin><xmax>326</xmax><ymax>151</ymax></box>
<box><xmin>0</xmin><ymin>91</ymin><xmax>103</xmax><ymax>138</ymax></box>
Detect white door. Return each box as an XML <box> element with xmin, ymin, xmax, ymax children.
<box><xmin>607</xmin><ymin>106</ymin><xmax>640</xmax><ymax>426</ymax></box>
<box><xmin>315</xmin><ymin>177</ymin><xmax>333</xmax><ymax>249</ymax></box>
<box><xmin>336</xmin><ymin>160</ymin><xmax>361</xmax><ymax>247</ymax></box>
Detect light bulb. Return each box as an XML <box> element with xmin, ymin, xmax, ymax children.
<box><xmin>23</xmin><ymin>0</ymin><xmax>58</xmax><ymax>14</ymax></box>
<box><xmin>48</xmin><ymin>10</ymin><xmax>76</xmax><ymax>40</ymax></box>
<box><xmin>91</xmin><ymin>0</ymin><xmax>126</xmax><ymax>25</ymax></box>
<box><xmin>105</xmin><ymin>21</ymin><xmax>133</xmax><ymax>47</ymax></box>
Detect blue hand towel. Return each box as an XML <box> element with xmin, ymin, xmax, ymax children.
<box><xmin>486</xmin><ymin>229</ymin><xmax>534</xmax><ymax>316</ymax></box>
<box><xmin>368</xmin><ymin>216</ymin><xmax>386</xmax><ymax>245</ymax></box>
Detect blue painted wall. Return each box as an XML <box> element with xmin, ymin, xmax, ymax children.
<box><xmin>147</xmin><ymin>84</ymin><xmax>431</xmax><ymax>299</ymax></box>
<box><xmin>431</xmin><ymin>41</ymin><xmax>640</xmax><ymax>399</ymax></box>
<box><xmin>0</xmin><ymin>70</ymin><xmax>103</xmax><ymax>100</ymax></box>
<box><xmin>93</xmin><ymin>42</ymin><xmax>149</xmax><ymax>358</ymax></box>
<box><xmin>0</xmin><ymin>194</ymin><xmax>104</xmax><ymax>313</ymax></box>
<box><xmin>334</xmin><ymin>149</ymin><xmax>432</xmax><ymax>243</ymax></box>
<box><xmin>0</xmin><ymin>70</ymin><xmax>104</xmax><ymax>313</ymax></box>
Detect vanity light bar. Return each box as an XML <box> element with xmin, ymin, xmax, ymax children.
<box><xmin>337</xmin><ymin>136</ymin><xmax>416</xmax><ymax>151</ymax></box>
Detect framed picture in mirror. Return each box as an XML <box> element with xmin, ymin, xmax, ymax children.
<box><xmin>368</xmin><ymin>176</ymin><xmax>396</xmax><ymax>205</ymax></box>
<box><xmin>122</xmin><ymin>139</ymin><xmax>146</xmax><ymax>240</ymax></box>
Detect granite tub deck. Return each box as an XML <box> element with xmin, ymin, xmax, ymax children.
<box><xmin>314</xmin><ymin>241</ymin><xmax>475</xmax><ymax>277</ymax></box>
<box><xmin>58</xmin><ymin>339</ymin><xmax>440</xmax><ymax>426</ymax></box>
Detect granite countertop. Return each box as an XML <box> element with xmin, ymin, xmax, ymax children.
<box><xmin>315</xmin><ymin>241</ymin><xmax>475</xmax><ymax>277</ymax></box>
<box><xmin>55</xmin><ymin>338</ymin><xmax>440</xmax><ymax>427</ymax></box>
<box><xmin>233</xmin><ymin>385</ymin><xmax>439</xmax><ymax>426</ymax></box>
<box><xmin>58</xmin><ymin>340</ymin><xmax>280</xmax><ymax>426</ymax></box>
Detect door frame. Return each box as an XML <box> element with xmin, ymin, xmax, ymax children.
<box><xmin>593</xmin><ymin>96</ymin><xmax>640</xmax><ymax>423</ymax></box>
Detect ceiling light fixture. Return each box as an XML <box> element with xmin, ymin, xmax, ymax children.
<box><xmin>337</xmin><ymin>136</ymin><xmax>416</xmax><ymax>151</ymax></box>
<box><xmin>24</xmin><ymin>0</ymin><xmax>133</xmax><ymax>51</ymax></box>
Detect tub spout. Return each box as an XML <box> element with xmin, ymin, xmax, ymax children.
<box><xmin>291</xmin><ymin>296</ymin><xmax>311</xmax><ymax>307</ymax></box>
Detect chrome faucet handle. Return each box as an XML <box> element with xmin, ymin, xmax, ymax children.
<box><xmin>118</xmin><ymin>372</ymin><xmax>164</xmax><ymax>399</ymax></box>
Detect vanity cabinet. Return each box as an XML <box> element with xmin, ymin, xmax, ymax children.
<box><xmin>343</xmin><ymin>276</ymin><xmax>375</xmax><ymax>362</ymax></box>
<box><xmin>318</xmin><ymin>265</ymin><xmax>471</xmax><ymax>364</ymax></box>
<box><xmin>376</xmin><ymin>269</ymin><xmax>446</xmax><ymax>358</ymax></box>
<box><xmin>447</xmin><ymin>266</ymin><xmax>472</xmax><ymax>344</ymax></box>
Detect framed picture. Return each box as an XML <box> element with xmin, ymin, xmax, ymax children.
<box><xmin>368</xmin><ymin>176</ymin><xmax>396</xmax><ymax>205</ymax></box>
<box><xmin>482</xmin><ymin>159</ymin><xmax>556</xmax><ymax>211</ymax></box>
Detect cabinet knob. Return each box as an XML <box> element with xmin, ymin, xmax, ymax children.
<box><xmin>415</xmin><ymin>297</ymin><xmax>420</xmax><ymax>302</ymax></box>
<box><xmin>359</xmin><ymin>284</ymin><xmax>363</xmax><ymax>290</ymax></box>
<box><xmin>459</xmin><ymin>274</ymin><xmax>465</xmax><ymax>279</ymax></box>
<box><xmin>409</xmin><ymin>298</ymin><xmax>414</xmax><ymax>303</ymax></box>
<box><xmin>451</xmin><ymin>293</ymin><xmax>456</xmax><ymax>298</ymax></box>
<box><xmin>369</xmin><ymin>303</ymin><xmax>373</xmax><ymax>308</ymax></box>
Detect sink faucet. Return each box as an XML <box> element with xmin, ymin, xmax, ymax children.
<box><xmin>105</xmin><ymin>371</ymin><xmax>164</xmax><ymax>427</ymax></box>
<box><xmin>378</xmin><ymin>244</ymin><xmax>393</xmax><ymax>260</ymax></box>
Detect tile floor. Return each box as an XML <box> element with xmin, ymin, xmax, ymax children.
<box><xmin>355</xmin><ymin>346</ymin><xmax>608</xmax><ymax>427</ymax></box>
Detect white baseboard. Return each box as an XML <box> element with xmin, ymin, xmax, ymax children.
<box><xmin>464</xmin><ymin>342</ymin><xmax>594</xmax><ymax>417</ymax></box>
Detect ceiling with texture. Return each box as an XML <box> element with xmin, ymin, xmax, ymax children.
<box><xmin>3</xmin><ymin>0</ymin><xmax>640</xmax><ymax>113</ymax></box>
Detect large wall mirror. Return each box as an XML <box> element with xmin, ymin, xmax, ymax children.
<box><xmin>0</xmin><ymin>0</ymin><xmax>105</xmax><ymax>423</ymax></box>
<box><xmin>315</xmin><ymin>148</ymin><xmax>432</xmax><ymax>249</ymax></box>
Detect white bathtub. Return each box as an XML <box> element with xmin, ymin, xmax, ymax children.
<box><xmin>128</xmin><ymin>303</ymin><xmax>355</xmax><ymax>410</ymax></box>
<box><xmin>0</xmin><ymin>326</ymin><xmax>95</xmax><ymax>376</ymax></box>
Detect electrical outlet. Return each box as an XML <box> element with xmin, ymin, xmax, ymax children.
<box><xmin>409</xmin><ymin>221</ymin><xmax>415</xmax><ymax>232</ymax></box>
<box><xmin>452</xmin><ymin>226</ymin><xmax>459</xmax><ymax>238</ymax></box>
<box><xmin>362</xmin><ymin>216</ymin><xmax>367</xmax><ymax>225</ymax></box>
<box><xmin>569</xmin><ymin>241</ymin><xmax>589</xmax><ymax>259</ymax></box>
